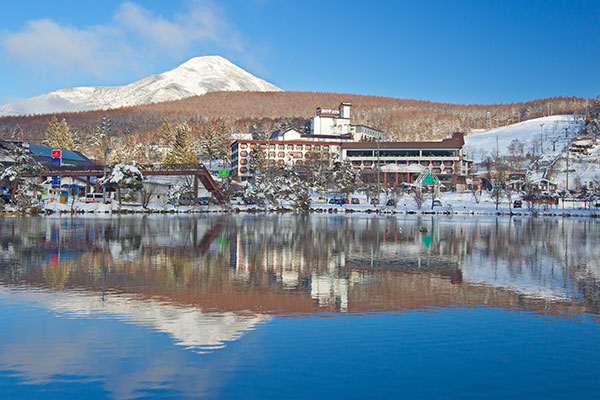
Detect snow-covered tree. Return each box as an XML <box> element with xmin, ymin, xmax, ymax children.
<box><xmin>0</xmin><ymin>143</ymin><xmax>45</xmax><ymax>202</ymax></box>
<box><xmin>200</xmin><ymin>125</ymin><xmax>218</xmax><ymax>169</ymax></box>
<box><xmin>98</xmin><ymin>163</ymin><xmax>143</xmax><ymax>205</ymax></box>
<box><xmin>249</xmin><ymin>164</ymin><xmax>307</xmax><ymax>208</ymax></box>
<box><xmin>249</xmin><ymin>144</ymin><xmax>266</xmax><ymax>174</ymax></box>
<box><xmin>164</xmin><ymin>123</ymin><xmax>198</xmax><ymax>164</ymax></box>
<box><xmin>43</xmin><ymin>116</ymin><xmax>75</xmax><ymax>150</ymax></box>
<box><xmin>332</xmin><ymin>160</ymin><xmax>361</xmax><ymax>198</ymax></box>
<box><xmin>585</xmin><ymin>95</ymin><xmax>600</xmax><ymax>140</ymax></box>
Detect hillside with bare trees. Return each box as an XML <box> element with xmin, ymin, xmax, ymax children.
<box><xmin>0</xmin><ymin>91</ymin><xmax>590</xmax><ymax>146</ymax></box>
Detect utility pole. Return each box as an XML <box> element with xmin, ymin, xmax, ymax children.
<box><xmin>540</xmin><ymin>123</ymin><xmax>545</xmax><ymax>154</ymax></box>
<box><xmin>565</xmin><ymin>127</ymin><xmax>570</xmax><ymax>192</ymax></box>
<box><xmin>376</xmin><ymin>138</ymin><xmax>381</xmax><ymax>205</ymax></box>
<box><xmin>101</xmin><ymin>117</ymin><xmax>112</xmax><ymax>204</ymax></box>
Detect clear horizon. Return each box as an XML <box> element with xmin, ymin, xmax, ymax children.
<box><xmin>0</xmin><ymin>0</ymin><xmax>598</xmax><ymax>105</ymax></box>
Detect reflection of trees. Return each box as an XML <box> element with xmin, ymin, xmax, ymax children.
<box><xmin>0</xmin><ymin>215</ymin><xmax>599</xmax><ymax>315</ymax></box>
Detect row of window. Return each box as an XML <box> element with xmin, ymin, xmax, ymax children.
<box><xmin>239</xmin><ymin>143</ymin><xmax>332</xmax><ymax>151</ymax></box>
<box><xmin>238</xmin><ymin>160</ymin><xmax>311</xmax><ymax>174</ymax></box>
<box><xmin>238</xmin><ymin>150</ymin><xmax>332</xmax><ymax>159</ymax></box>
<box><xmin>346</xmin><ymin>150</ymin><xmax>457</xmax><ymax>157</ymax></box>
<box><xmin>350</xmin><ymin>160</ymin><xmax>455</xmax><ymax>167</ymax></box>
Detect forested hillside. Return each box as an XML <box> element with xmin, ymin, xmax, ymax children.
<box><xmin>0</xmin><ymin>91</ymin><xmax>589</xmax><ymax>145</ymax></box>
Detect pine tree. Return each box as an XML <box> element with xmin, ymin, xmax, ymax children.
<box><xmin>200</xmin><ymin>125</ymin><xmax>218</xmax><ymax>169</ymax></box>
<box><xmin>216</xmin><ymin>122</ymin><xmax>232</xmax><ymax>167</ymax></box>
<box><xmin>43</xmin><ymin>117</ymin><xmax>75</xmax><ymax>150</ymax></box>
<box><xmin>249</xmin><ymin>144</ymin><xmax>266</xmax><ymax>174</ymax></box>
<box><xmin>164</xmin><ymin>123</ymin><xmax>198</xmax><ymax>164</ymax></box>
<box><xmin>157</xmin><ymin>118</ymin><xmax>174</xmax><ymax>145</ymax></box>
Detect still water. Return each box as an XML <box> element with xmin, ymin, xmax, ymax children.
<box><xmin>0</xmin><ymin>215</ymin><xmax>599</xmax><ymax>399</ymax></box>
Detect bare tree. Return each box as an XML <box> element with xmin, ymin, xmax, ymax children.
<box><xmin>412</xmin><ymin>187</ymin><xmax>425</xmax><ymax>210</ymax></box>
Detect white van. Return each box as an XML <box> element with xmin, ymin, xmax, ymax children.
<box><xmin>85</xmin><ymin>193</ymin><xmax>111</xmax><ymax>204</ymax></box>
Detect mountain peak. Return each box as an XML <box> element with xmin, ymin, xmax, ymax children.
<box><xmin>0</xmin><ymin>56</ymin><xmax>282</xmax><ymax>117</ymax></box>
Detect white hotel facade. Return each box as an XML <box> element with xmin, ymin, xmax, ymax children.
<box><xmin>230</xmin><ymin>102</ymin><xmax>470</xmax><ymax>186</ymax></box>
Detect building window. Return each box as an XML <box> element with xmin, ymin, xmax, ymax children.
<box><xmin>287</xmin><ymin>144</ymin><xmax>294</xmax><ymax>150</ymax></box>
<box><xmin>314</xmin><ymin>145</ymin><xmax>320</xmax><ymax>151</ymax></box>
<box><xmin>444</xmin><ymin>168</ymin><xmax>453</xmax><ymax>174</ymax></box>
<box><xmin>240</xmin><ymin>151</ymin><xmax>248</xmax><ymax>157</ymax></box>
<box><xmin>240</xmin><ymin>167</ymin><xmax>248</xmax><ymax>173</ymax></box>
<box><xmin>364</xmin><ymin>160</ymin><xmax>373</xmax><ymax>166</ymax></box>
<box><xmin>433</xmin><ymin>168</ymin><xmax>442</xmax><ymax>173</ymax></box>
<box><xmin>240</xmin><ymin>143</ymin><xmax>248</xmax><ymax>149</ymax></box>
<box><xmin>305</xmin><ymin>145</ymin><xmax>312</xmax><ymax>151</ymax></box>
<box><xmin>296</xmin><ymin>160</ymin><xmax>303</xmax><ymax>166</ymax></box>
<box><xmin>278</xmin><ymin>152</ymin><xmax>285</xmax><ymax>158</ymax></box>
<box><xmin>443</xmin><ymin>160</ymin><xmax>453</xmax><ymax>166</ymax></box>
<box><xmin>296</xmin><ymin>145</ymin><xmax>303</xmax><ymax>150</ymax></box>
<box><xmin>352</xmin><ymin>161</ymin><xmax>361</xmax><ymax>166</ymax></box>
<box><xmin>269</xmin><ymin>152</ymin><xmax>276</xmax><ymax>158</ymax></box>
<box><xmin>277</xmin><ymin>160</ymin><xmax>284</xmax><ymax>165</ymax></box>
<box><xmin>432</xmin><ymin>161</ymin><xmax>441</xmax><ymax>166</ymax></box>
<box><xmin>240</xmin><ymin>159</ymin><xmax>248</xmax><ymax>165</ymax></box>
<box><xmin>250</xmin><ymin>143</ymin><xmax>256</xmax><ymax>149</ymax></box>
<box><xmin>278</xmin><ymin>144</ymin><xmax>285</xmax><ymax>150</ymax></box>
<box><xmin>420</xmin><ymin>161</ymin><xmax>429</xmax><ymax>166</ymax></box>
<box><xmin>323</xmin><ymin>145</ymin><xmax>329</xmax><ymax>150</ymax></box>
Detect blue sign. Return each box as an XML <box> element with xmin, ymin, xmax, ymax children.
<box><xmin>52</xmin><ymin>176</ymin><xmax>61</xmax><ymax>189</ymax></box>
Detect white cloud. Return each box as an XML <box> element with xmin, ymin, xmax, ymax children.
<box><xmin>0</xmin><ymin>1</ymin><xmax>243</xmax><ymax>78</ymax></box>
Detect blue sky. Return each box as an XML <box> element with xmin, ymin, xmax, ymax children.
<box><xmin>0</xmin><ymin>0</ymin><xmax>598</xmax><ymax>105</ymax></box>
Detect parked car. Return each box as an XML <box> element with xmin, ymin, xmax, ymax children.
<box><xmin>513</xmin><ymin>200</ymin><xmax>522</xmax><ymax>208</ymax></box>
<box><xmin>351</xmin><ymin>198</ymin><xmax>360</xmax><ymax>205</ymax></box>
<box><xmin>432</xmin><ymin>199</ymin><xmax>442</xmax><ymax>207</ymax></box>
<box><xmin>86</xmin><ymin>193</ymin><xmax>111</xmax><ymax>204</ymax></box>
<box><xmin>386</xmin><ymin>199</ymin><xmax>396</xmax><ymax>206</ymax></box>
<box><xmin>317</xmin><ymin>197</ymin><xmax>327</xmax><ymax>204</ymax></box>
<box><xmin>243</xmin><ymin>197</ymin><xmax>255</xmax><ymax>205</ymax></box>
<box><xmin>230</xmin><ymin>196</ymin><xmax>245</xmax><ymax>205</ymax></box>
<box><xmin>329</xmin><ymin>198</ymin><xmax>347</xmax><ymax>205</ymax></box>
<box><xmin>197</xmin><ymin>197</ymin><xmax>210</xmax><ymax>205</ymax></box>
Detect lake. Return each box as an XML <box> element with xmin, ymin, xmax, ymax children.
<box><xmin>0</xmin><ymin>215</ymin><xmax>599</xmax><ymax>399</ymax></box>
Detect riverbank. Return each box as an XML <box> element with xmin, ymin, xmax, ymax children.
<box><xmin>2</xmin><ymin>192</ymin><xmax>598</xmax><ymax>218</ymax></box>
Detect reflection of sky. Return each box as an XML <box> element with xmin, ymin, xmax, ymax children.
<box><xmin>3</xmin><ymin>294</ymin><xmax>600</xmax><ymax>399</ymax></box>
<box><xmin>0</xmin><ymin>287</ymin><xmax>270</xmax><ymax>354</ymax></box>
<box><xmin>0</xmin><ymin>297</ymin><xmax>266</xmax><ymax>399</ymax></box>
<box><xmin>0</xmin><ymin>286</ymin><xmax>270</xmax><ymax>399</ymax></box>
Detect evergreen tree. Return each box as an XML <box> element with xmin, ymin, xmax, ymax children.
<box><xmin>200</xmin><ymin>125</ymin><xmax>218</xmax><ymax>169</ymax></box>
<box><xmin>249</xmin><ymin>144</ymin><xmax>266</xmax><ymax>174</ymax></box>
<box><xmin>157</xmin><ymin>118</ymin><xmax>175</xmax><ymax>145</ymax></box>
<box><xmin>164</xmin><ymin>123</ymin><xmax>198</xmax><ymax>164</ymax></box>
<box><xmin>43</xmin><ymin>116</ymin><xmax>75</xmax><ymax>150</ymax></box>
<box><xmin>332</xmin><ymin>160</ymin><xmax>361</xmax><ymax>198</ymax></box>
<box><xmin>216</xmin><ymin>122</ymin><xmax>232</xmax><ymax>167</ymax></box>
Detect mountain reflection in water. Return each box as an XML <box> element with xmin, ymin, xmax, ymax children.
<box><xmin>1</xmin><ymin>215</ymin><xmax>600</xmax><ymax>399</ymax></box>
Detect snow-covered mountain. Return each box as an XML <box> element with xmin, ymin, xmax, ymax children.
<box><xmin>0</xmin><ymin>56</ymin><xmax>282</xmax><ymax>116</ymax></box>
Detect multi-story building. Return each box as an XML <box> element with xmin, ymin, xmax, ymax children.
<box><xmin>231</xmin><ymin>137</ymin><xmax>345</xmax><ymax>182</ymax></box>
<box><xmin>341</xmin><ymin>132</ymin><xmax>471</xmax><ymax>187</ymax></box>
<box><xmin>230</xmin><ymin>103</ymin><xmax>470</xmax><ymax>188</ymax></box>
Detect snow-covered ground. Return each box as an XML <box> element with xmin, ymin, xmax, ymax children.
<box><xmin>464</xmin><ymin>114</ymin><xmax>584</xmax><ymax>162</ymax></box>
<box><xmin>4</xmin><ymin>189</ymin><xmax>594</xmax><ymax>218</ymax></box>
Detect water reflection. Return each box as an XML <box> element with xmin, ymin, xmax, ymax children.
<box><xmin>1</xmin><ymin>215</ymin><xmax>600</xmax><ymax>399</ymax></box>
<box><xmin>1</xmin><ymin>215</ymin><xmax>599</xmax><ymax>318</ymax></box>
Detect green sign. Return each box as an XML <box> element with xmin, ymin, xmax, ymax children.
<box><xmin>218</xmin><ymin>170</ymin><xmax>230</xmax><ymax>177</ymax></box>
<box><xmin>421</xmin><ymin>172</ymin><xmax>435</xmax><ymax>185</ymax></box>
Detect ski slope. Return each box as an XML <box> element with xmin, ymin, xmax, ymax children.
<box><xmin>464</xmin><ymin>115</ymin><xmax>584</xmax><ymax>162</ymax></box>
